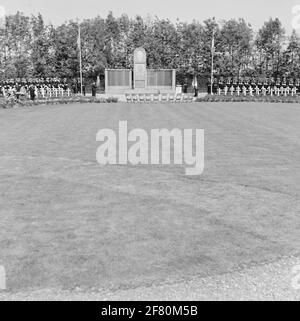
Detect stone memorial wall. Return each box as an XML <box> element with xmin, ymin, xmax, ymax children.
<box><xmin>105</xmin><ymin>48</ymin><xmax>176</xmax><ymax>93</ymax></box>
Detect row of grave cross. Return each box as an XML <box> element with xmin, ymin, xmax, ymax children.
<box><xmin>2</xmin><ymin>87</ymin><xmax>72</xmax><ymax>99</ymax></box>
<box><xmin>217</xmin><ymin>86</ymin><xmax>299</xmax><ymax>96</ymax></box>
<box><xmin>35</xmin><ymin>87</ymin><xmax>72</xmax><ymax>98</ymax></box>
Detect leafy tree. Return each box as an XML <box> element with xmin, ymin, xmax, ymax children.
<box><xmin>176</xmin><ymin>21</ymin><xmax>205</xmax><ymax>77</ymax></box>
<box><xmin>201</xmin><ymin>18</ymin><xmax>221</xmax><ymax>77</ymax></box>
<box><xmin>255</xmin><ymin>18</ymin><xmax>285</xmax><ymax>77</ymax></box>
<box><xmin>1</xmin><ymin>12</ymin><xmax>32</xmax><ymax>78</ymax></box>
<box><xmin>81</xmin><ymin>16</ymin><xmax>108</xmax><ymax>77</ymax></box>
<box><xmin>30</xmin><ymin>14</ymin><xmax>55</xmax><ymax>77</ymax></box>
<box><xmin>219</xmin><ymin>18</ymin><xmax>253</xmax><ymax>78</ymax></box>
<box><xmin>51</xmin><ymin>21</ymin><xmax>80</xmax><ymax>78</ymax></box>
<box><xmin>282</xmin><ymin>30</ymin><xmax>300</xmax><ymax>77</ymax></box>
<box><xmin>0</xmin><ymin>12</ymin><xmax>298</xmax><ymax>82</ymax></box>
<box><xmin>145</xmin><ymin>18</ymin><xmax>179</xmax><ymax>69</ymax></box>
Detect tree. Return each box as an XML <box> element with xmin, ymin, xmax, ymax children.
<box><xmin>51</xmin><ymin>21</ymin><xmax>80</xmax><ymax>78</ymax></box>
<box><xmin>0</xmin><ymin>12</ymin><xmax>296</xmax><ymax>82</ymax></box>
<box><xmin>255</xmin><ymin>18</ymin><xmax>285</xmax><ymax>77</ymax></box>
<box><xmin>145</xmin><ymin>18</ymin><xmax>179</xmax><ymax>69</ymax></box>
<box><xmin>201</xmin><ymin>18</ymin><xmax>221</xmax><ymax>77</ymax></box>
<box><xmin>1</xmin><ymin>12</ymin><xmax>32</xmax><ymax>78</ymax></box>
<box><xmin>282</xmin><ymin>30</ymin><xmax>300</xmax><ymax>77</ymax></box>
<box><xmin>176</xmin><ymin>21</ymin><xmax>204</xmax><ymax>77</ymax></box>
<box><xmin>219</xmin><ymin>18</ymin><xmax>253</xmax><ymax>78</ymax></box>
<box><xmin>80</xmin><ymin>16</ymin><xmax>108</xmax><ymax>77</ymax></box>
<box><xmin>30</xmin><ymin>14</ymin><xmax>55</xmax><ymax>77</ymax></box>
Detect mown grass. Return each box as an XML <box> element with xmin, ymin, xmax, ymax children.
<box><xmin>0</xmin><ymin>102</ymin><xmax>299</xmax><ymax>292</ymax></box>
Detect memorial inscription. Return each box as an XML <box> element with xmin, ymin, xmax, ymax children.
<box><xmin>134</xmin><ymin>48</ymin><xmax>147</xmax><ymax>89</ymax></box>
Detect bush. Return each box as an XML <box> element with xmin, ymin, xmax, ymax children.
<box><xmin>196</xmin><ymin>94</ymin><xmax>300</xmax><ymax>104</ymax></box>
<box><xmin>0</xmin><ymin>96</ymin><xmax>119</xmax><ymax>109</ymax></box>
<box><xmin>0</xmin><ymin>96</ymin><xmax>21</xmax><ymax>108</ymax></box>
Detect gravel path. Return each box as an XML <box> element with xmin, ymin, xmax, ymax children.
<box><xmin>1</xmin><ymin>256</ymin><xmax>299</xmax><ymax>301</ymax></box>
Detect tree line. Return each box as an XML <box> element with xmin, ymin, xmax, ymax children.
<box><xmin>0</xmin><ymin>11</ymin><xmax>300</xmax><ymax>81</ymax></box>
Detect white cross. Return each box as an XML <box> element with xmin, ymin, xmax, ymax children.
<box><xmin>286</xmin><ymin>87</ymin><xmax>290</xmax><ymax>96</ymax></box>
<box><xmin>280</xmin><ymin>86</ymin><xmax>284</xmax><ymax>95</ymax></box>
<box><xmin>224</xmin><ymin>86</ymin><xmax>228</xmax><ymax>96</ymax></box>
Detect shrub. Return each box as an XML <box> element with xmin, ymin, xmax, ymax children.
<box><xmin>196</xmin><ymin>94</ymin><xmax>300</xmax><ymax>104</ymax></box>
<box><xmin>0</xmin><ymin>96</ymin><xmax>119</xmax><ymax>109</ymax></box>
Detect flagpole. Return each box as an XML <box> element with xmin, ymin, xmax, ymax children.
<box><xmin>78</xmin><ymin>21</ymin><xmax>83</xmax><ymax>95</ymax></box>
<box><xmin>210</xmin><ymin>22</ymin><xmax>215</xmax><ymax>95</ymax></box>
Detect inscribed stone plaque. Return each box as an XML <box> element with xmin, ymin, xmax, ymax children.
<box><xmin>134</xmin><ymin>48</ymin><xmax>147</xmax><ymax>89</ymax></box>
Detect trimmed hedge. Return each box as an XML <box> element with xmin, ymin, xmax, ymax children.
<box><xmin>0</xmin><ymin>96</ymin><xmax>119</xmax><ymax>109</ymax></box>
<box><xmin>197</xmin><ymin>94</ymin><xmax>300</xmax><ymax>104</ymax></box>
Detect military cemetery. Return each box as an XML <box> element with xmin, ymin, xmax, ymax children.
<box><xmin>0</xmin><ymin>0</ymin><xmax>300</xmax><ymax>303</ymax></box>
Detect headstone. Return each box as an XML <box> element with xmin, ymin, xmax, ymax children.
<box><xmin>134</xmin><ymin>48</ymin><xmax>147</xmax><ymax>89</ymax></box>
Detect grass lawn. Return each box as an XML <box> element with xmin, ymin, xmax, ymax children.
<box><xmin>0</xmin><ymin>102</ymin><xmax>299</xmax><ymax>292</ymax></box>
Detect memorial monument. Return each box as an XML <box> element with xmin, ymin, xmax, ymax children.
<box><xmin>105</xmin><ymin>48</ymin><xmax>176</xmax><ymax>93</ymax></box>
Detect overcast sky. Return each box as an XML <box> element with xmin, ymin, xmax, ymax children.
<box><xmin>0</xmin><ymin>0</ymin><xmax>299</xmax><ymax>33</ymax></box>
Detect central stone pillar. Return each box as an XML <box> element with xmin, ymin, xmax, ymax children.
<box><xmin>134</xmin><ymin>48</ymin><xmax>147</xmax><ymax>89</ymax></box>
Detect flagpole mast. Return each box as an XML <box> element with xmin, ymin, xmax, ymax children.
<box><xmin>210</xmin><ymin>18</ymin><xmax>216</xmax><ymax>95</ymax></box>
<box><xmin>78</xmin><ymin>21</ymin><xmax>83</xmax><ymax>95</ymax></box>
